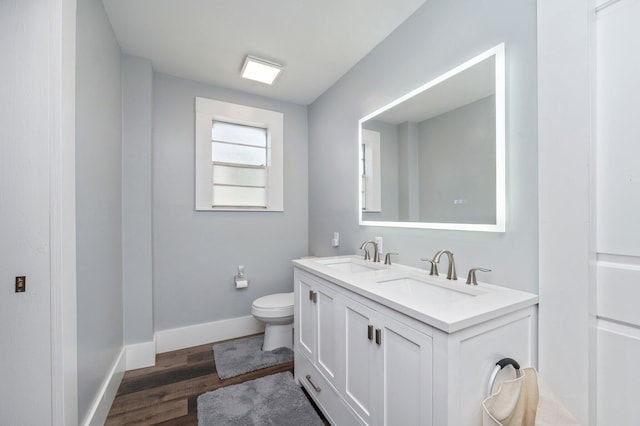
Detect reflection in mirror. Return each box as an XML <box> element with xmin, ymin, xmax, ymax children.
<box><xmin>358</xmin><ymin>43</ymin><xmax>505</xmax><ymax>232</ymax></box>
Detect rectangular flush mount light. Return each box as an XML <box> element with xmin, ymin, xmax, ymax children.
<box><xmin>241</xmin><ymin>55</ymin><xmax>282</xmax><ymax>85</ymax></box>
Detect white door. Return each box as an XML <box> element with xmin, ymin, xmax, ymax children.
<box><xmin>595</xmin><ymin>0</ymin><xmax>640</xmax><ymax>423</ymax></box>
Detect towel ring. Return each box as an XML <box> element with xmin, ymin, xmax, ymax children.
<box><xmin>486</xmin><ymin>358</ymin><xmax>521</xmax><ymax>398</ymax></box>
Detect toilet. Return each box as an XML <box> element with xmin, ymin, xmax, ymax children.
<box><xmin>251</xmin><ymin>292</ymin><xmax>294</xmax><ymax>351</ymax></box>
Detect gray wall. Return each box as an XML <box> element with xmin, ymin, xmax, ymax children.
<box><xmin>308</xmin><ymin>0</ymin><xmax>538</xmax><ymax>293</ymax></box>
<box><xmin>152</xmin><ymin>73</ymin><xmax>308</xmax><ymax>331</ymax></box>
<box><xmin>0</xmin><ymin>0</ymin><xmax>56</xmax><ymax>423</ymax></box>
<box><xmin>122</xmin><ymin>55</ymin><xmax>154</xmax><ymax>345</ymax></box>
<box><xmin>76</xmin><ymin>0</ymin><xmax>123</xmax><ymax>421</ymax></box>
<box><xmin>418</xmin><ymin>95</ymin><xmax>496</xmax><ymax>224</ymax></box>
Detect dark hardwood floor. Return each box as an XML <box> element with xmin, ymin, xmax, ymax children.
<box><xmin>106</xmin><ymin>334</ymin><xmax>329</xmax><ymax>425</ymax></box>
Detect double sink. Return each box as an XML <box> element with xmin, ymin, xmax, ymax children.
<box><xmin>294</xmin><ymin>255</ymin><xmax>538</xmax><ymax>333</ymax></box>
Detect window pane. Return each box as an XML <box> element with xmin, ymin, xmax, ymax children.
<box><xmin>213</xmin><ymin>165</ymin><xmax>265</xmax><ymax>187</ymax></box>
<box><xmin>213</xmin><ymin>185</ymin><xmax>266</xmax><ymax>207</ymax></box>
<box><xmin>212</xmin><ymin>121</ymin><xmax>266</xmax><ymax>147</ymax></box>
<box><xmin>212</xmin><ymin>142</ymin><xmax>265</xmax><ymax>166</ymax></box>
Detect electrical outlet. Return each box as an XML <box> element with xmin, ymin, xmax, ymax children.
<box><xmin>15</xmin><ymin>276</ymin><xmax>26</xmax><ymax>293</ymax></box>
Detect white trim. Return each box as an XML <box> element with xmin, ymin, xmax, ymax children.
<box><xmin>51</xmin><ymin>0</ymin><xmax>78</xmax><ymax>424</ymax></box>
<box><xmin>125</xmin><ymin>338</ymin><xmax>157</xmax><ymax>370</ymax></box>
<box><xmin>597</xmin><ymin>318</ymin><xmax>640</xmax><ymax>339</ymax></box>
<box><xmin>155</xmin><ymin>315</ymin><xmax>265</xmax><ymax>354</ymax></box>
<box><xmin>195</xmin><ymin>97</ymin><xmax>284</xmax><ymax>211</ymax></box>
<box><xmin>80</xmin><ymin>348</ymin><xmax>126</xmax><ymax>426</ymax></box>
<box><xmin>538</xmin><ymin>0</ymin><xmax>597</xmax><ymax>423</ymax></box>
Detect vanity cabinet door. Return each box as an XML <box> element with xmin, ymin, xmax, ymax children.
<box><xmin>296</xmin><ymin>275</ymin><xmax>315</xmax><ymax>361</ymax></box>
<box><xmin>343</xmin><ymin>300</ymin><xmax>378</xmax><ymax>425</ymax></box>
<box><xmin>378</xmin><ymin>314</ymin><xmax>433</xmax><ymax>426</ymax></box>
<box><xmin>294</xmin><ymin>270</ymin><xmax>339</xmax><ymax>385</ymax></box>
<box><xmin>314</xmin><ymin>282</ymin><xmax>339</xmax><ymax>383</ymax></box>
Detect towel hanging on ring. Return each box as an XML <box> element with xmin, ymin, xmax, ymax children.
<box><xmin>482</xmin><ymin>367</ymin><xmax>579</xmax><ymax>426</ymax></box>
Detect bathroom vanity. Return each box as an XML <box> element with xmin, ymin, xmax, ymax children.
<box><xmin>293</xmin><ymin>255</ymin><xmax>538</xmax><ymax>426</ymax></box>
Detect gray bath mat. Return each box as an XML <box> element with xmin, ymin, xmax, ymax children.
<box><xmin>197</xmin><ymin>371</ymin><xmax>323</xmax><ymax>426</ymax></box>
<box><xmin>213</xmin><ymin>335</ymin><xmax>293</xmax><ymax>379</ymax></box>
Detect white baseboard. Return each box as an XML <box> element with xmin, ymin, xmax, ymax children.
<box><xmin>125</xmin><ymin>338</ymin><xmax>156</xmax><ymax>370</ymax></box>
<box><xmin>155</xmin><ymin>315</ymin><xmax>265</xmax><ymax>354</ymax></box>
<box><xmin>82</xmin><ymin>348</ymin><xmax>126</xmax><ymax>426</ymax></box>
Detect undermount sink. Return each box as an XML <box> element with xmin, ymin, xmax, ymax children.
<box><xmin>374</xmin><ymin>276</ymin><xmax>485</xmax><ymax>303</ymax></box>
<box><xmin>316</xmin><ymin>257</ymin><xmax>381</xmax><ymax>273</ymax></box>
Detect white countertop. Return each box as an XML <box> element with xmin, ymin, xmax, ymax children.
<box><xmin>293</xmin><ymin>255</ymin><xmax>538</xmax><ymax>333</ymax></box>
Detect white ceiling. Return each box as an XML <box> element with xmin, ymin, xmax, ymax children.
<box><xmin>102</xmin><ymin>0</ymin><xmax>427</xmax><ymax>105</ymax></box>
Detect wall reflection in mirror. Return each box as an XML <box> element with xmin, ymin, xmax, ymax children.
<box><xmin>359</xmin><ymin>43</ymin><xmax>505</xmax><ymax>232</ymax></box>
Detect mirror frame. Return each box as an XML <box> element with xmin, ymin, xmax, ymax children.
<box><xmin>358</xmin><ymin>43</ymin><xmax>505</xmax><ymax>232</ymax></box>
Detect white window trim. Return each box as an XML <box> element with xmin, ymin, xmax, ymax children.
<box><xmin>195</xmin><ymin>97</ymin><xmax>284</xmax><ymax>211</ymax></box>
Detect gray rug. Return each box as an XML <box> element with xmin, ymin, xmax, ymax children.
<box><xmin>213</xmin><ymin>335</ymin><xmax>293</xmax><ymax>379</ymax></box>
<box><xmin>197</xmin><ymin>371</ymin><xmax>324</xmax><ymax>426</ymax></box>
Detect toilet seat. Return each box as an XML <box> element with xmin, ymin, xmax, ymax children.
<box><xmin>251</xmin><ymin>292</ymin><xmax>294</xmax><ymax>318</ymax></box>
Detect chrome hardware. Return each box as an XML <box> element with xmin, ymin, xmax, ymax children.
<box><xmin>466</xmin><ymin>267</ymin><xmax>491</xmax><ymax>285</ymax></box>
<box><xmin>309</xmin><ymin>290</ymin><xmax>313</xmax><ymax>301</ymax></box>
<box><xmin>309</xmin><ymin>290</ymin><xmax>318</xmax><ymax>303</ymax></box>
<box><xmin>384</xmin><ymin>252</ymin><xmax>398</xmax><ymax>265</ymax></box>
<box><xmin>487</xmin><ymin>358</ymin><xmax>520</xmax><ymax>398</ymax></box>
<box><xmin>420</xmin><ymin>258</ymin><xmax>438</xmax><ymax>276</ymax></box>
<box><xmin>306</xmin><ymin>374</ymin><xmax>321</xmax><ymax>393</ymax></box>
<box><xmin>359</xmin><ymin>240</ymin><xmax>380</xmax><ymax>262</ymax></box>
<box><xmin>368</xmin><ymin>325</ymin><xmax>374</xmax><ymax>340</ymax></box>
<box><xmin>433</xmin><ymin>249</ymin><xmax>457</xmax><ymax>280</ymax></box>
<box><xmin>375</xmin><ymin>328</ymin><xmax>382</xmax><ymax>345</ymax></box>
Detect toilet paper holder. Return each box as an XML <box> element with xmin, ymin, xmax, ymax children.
<box><xmin>235</xmin><ymin>265</ymin><xmax>249</xmax><ymax>289</ymax></box>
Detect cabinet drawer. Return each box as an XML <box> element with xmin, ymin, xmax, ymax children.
<box><xmin>295</xmin><ymin>353</ymin><xmax>363</xmax><ymax>426</ymax></box>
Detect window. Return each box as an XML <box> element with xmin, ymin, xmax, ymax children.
<box><xmin>195</xmin><ymin>97</ymin><xmax>283</xmax><ymax>211</ymax></box>
<box><xmin>360</xmin><ymin>128</ymin><xmax>381</xmax><ymax>212</ymax></box>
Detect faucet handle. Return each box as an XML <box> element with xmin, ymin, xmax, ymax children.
<box><xmin>466</xmin><ymin>267</ymin><xmax>491</xmax><ymax>285</ymax></box>
<box><xmin>384</xmin><ymin>252</ymin><xmax>399</xmax><ymax>265</ymax></box>
<box><xmin>420</xmin><ymin>258</ymin><xmax>439</xmax><ymax>276</ymax></box>
<box><xmin>362</xmin><ymin>248</ymin><xmax>371</xmax><ymax>261</ymax></box>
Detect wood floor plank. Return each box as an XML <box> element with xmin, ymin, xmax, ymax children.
<box><xmin>116</xmin><ymin>361</ymin><xmax>216</xmax><ymax>396</ymax></box>
<box><xmin>108</xmin><ymin>373</ymin><xmax>219</xmax><ymax>417</ymax></box>
<box><xmin>105</xmin><ymin>398</ymin><xmax>188</xmax><ymax>426</ymax></box>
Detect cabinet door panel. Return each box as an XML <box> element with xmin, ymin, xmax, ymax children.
<box><xmin>381</xmin><ymin>318</ymin><xmax>433</xmax><ymax>426</ymax></box>
<box><xmin>344</xmin><ymin>303</ymin><xmax>376</xmax><ymax>424</ymax></box>
<box><xmin>296</xmin><ymin>277</ymin><xmax>315</xmax><ymax>360</ymax></box>
<box><xmin>317</xmin><ymin>287</ymin><xmax>337</xmax><ymax>380</ymax></box>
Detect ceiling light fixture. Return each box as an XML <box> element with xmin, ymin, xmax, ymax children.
<box><xmin>241</xmin><ymin>55</ymin><xmax>283</xmax><ymax>85</ymax></box>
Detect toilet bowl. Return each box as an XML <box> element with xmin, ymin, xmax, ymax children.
<box><xmin>251</xmin><ymin>292</ymin><xmax>294</xmax><ymax>351</ymax></box>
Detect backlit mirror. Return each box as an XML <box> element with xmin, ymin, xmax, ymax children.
<box><xmin>359</xmin><ymin>43</ymin><xmax>505</xmax><ymax>232</ymax></box>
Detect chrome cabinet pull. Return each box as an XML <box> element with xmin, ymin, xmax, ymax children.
<box><xmin>368</xmin><ymin>325</ymin><xmax>374</xmax><ymax>340</ymax></box>
<box><xmin>309</xmin><ymin>290</ymin><xmax>314</xmax><ymax>301</ymax></box>
<box><xmin>306</xmin><ymin>374</ymin><xmax>321</xmax><ymax>393</ymax></box>
<box><xmin>375</xmin><ymin>328</ymin><xmax>382</xmax><ymax>345</ymax></box>
<box><xmin>308</xmin><ymin>290</ymin><xmax>318</xmax><ymax>303</ymax></box>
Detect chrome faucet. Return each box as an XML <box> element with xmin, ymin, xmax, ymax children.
<box><xmin>433</xmin><ymin>250</ymin><xmax>457</xmax><ymax>280</ymax></box>
<box><xmin>359</xmin><ymin>240</ymin><xmax>380</xmax><ymax>262</ymax></box>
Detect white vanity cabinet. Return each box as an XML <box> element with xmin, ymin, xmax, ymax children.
<box><xmin>293</xmin><ymin>257</ymin><xmax>538</xmax><ymax>426</ymax></box>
